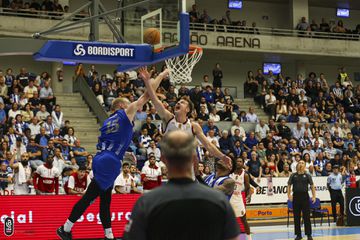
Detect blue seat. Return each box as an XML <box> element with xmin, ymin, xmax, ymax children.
<box><xmin>309</xmin><ymin>198</ymin><xmax>330</xmax><ymax>227</ymax></box>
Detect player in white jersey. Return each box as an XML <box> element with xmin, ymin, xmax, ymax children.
<box><xmin>142</xmin><ymin>69</ymin><xmax>232</xmax><ymax>171</ymax></box>
<box><xmin>230</xmin><ymin>158</ymin><xmax>252</xmax><ymax>240</ymax></box>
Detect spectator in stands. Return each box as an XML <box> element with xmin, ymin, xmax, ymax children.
<box><xmin>319</xmin><ymin>18</ymin><xmax>330</xmax><ymax>32</ymax></box>
<box><xmin>72</xmin><ymin>140</ymin><xmax>88</xmax><ymax>167</ymax></box>
<box><xmin>43</xmin><ymin>115</ymin><xmax>56</xmax><ymax>136</ymax></box>
<box><xmin>10</xmin><ymin>137</ymin><xmax>26</xmax><ymax>161</ymax></box>
<box><xmin>141</xmin><ymin>155</ymin><xmax>162</xmax><ymax>192</ymax></box>
<box><xmin>147</xmin><ymin>140</ymin><xmax>161</xmax><ymax>162</ymax></box>
<box><xmin>0</xmin><ymin>75</ymin><xmax>9</xmax><ymax>102</ymax></box>
<box><xmin>36</xmin><ymin>104</ymin><xmax>50</xmax><ymax>122</ymax></box>
<box><xmin>114</xmin><ymin>163</ymin><xmax>135</xmax><ymax>194</ymax></box>
<box><xmin>230</xmin><ymin>119</ymin><xmax>246</xmax><ymax>140</ymax></box>
<box><xmin>147</xmin><ymin>107</ymin><xmax>161</xmax><ymax>120</ymax></box>
<box><xmin>255</xmin><ymin>120</ymin><xmax>269</xmax><ymax>141</ymax></box>
<box><xmin>206</xmin><ymin>129</ymin><xmax>220</xmax><ymax>148</ymax></box>
<box><xmin>51</xmin><ymin>104</ymin><xmax>63</xmax><ymax>129</ymax></box>
<box><xmin>65</xmin><ymin>165</ymin><xmax>90</xmax><ymax>195</ymax></box>
<box><xmin>141</xmin><ymin>117</ymin><xmax>157</xmax><ymax>138</ymax></box>
<box><xmin>246</xmin><ymin>151</ymin><xmax>261</xmax><ymax>181</ymax></box>
<box><xmin>278</xmin><ymin>119</ymin><xmax>292</xmax><ymax>140</ymax></box>
<box><xmin>92</xmin><ymin>83</ymin><xmax>105</xmax><ymax>107</ymax></box>
<box><xmin>244</xmin><ymin>132</ymin><xmax>258</xmax><ymax>152</ymax></box>
<box><xmin>201</xmin><ymin>75</ymin><xmax>212</xmax><ymax>90</ymax></box>
<box><xmin>200</xmin><ymin>9</ymin><xmax>217</xmax><ymax>24</ymax></box>
<box><xmin>33</xmin><ymin>154</ymin><xmax>60</xmax><ymax>195</ymax></box>
<box><xmin>64</xmin><ymin>127</ymin><xmax>77</xmax><ymax>147</ymax></box>
<box><xmin>246</xmin><ymin>107</ymin><xmax>259</xmax><ymax>123</ymax></box>
<box><xmin>333</xmin><ymin>20</ymin><xmax>347</xmax><ymax>33</ymax></box>
<box><xmin>225</xmin><ymin>10</ymin><xmax>241</xmax><ymax>26</ymax></box>
<box><xmin>219</xmin><ymin>130</ymin><xmax>232</xmax><ymax>155</ymax></box>
<box><xmin>39</xmin><ymin>80</ymin><xmax>55</xmax><ymax>112</ymax></box>
<box><xmin>23</xmin><ymin>79</ymin><xmax>37</xmax><ymax>99</ymax></box>
<box><xmin>202</xmin><ymin>119</ymin><xmax>219</xmax><ymax>136</ymax></box>
<box><xmin>189</xmin><ymin>4</ymin><xmax>200</xmax><ymax>23</ymax></box>
<box><xmin>212</xmin><ymin>63</ymin><xmax>223</xmax><ymax>88</ymax></box>
<box><xmin>9</xmin><ymin>152</ymin><xmax>32</xmax><ymax>195</ymax></box>
<box><xmin>322</xmin><ymin>162</ymin><xmax>333</xmax><ymax>176</ymax></box>
<box><xmin>265</xmin><ymin>89</ymin><xmax>276</xmax><ymax>119</ymax></box>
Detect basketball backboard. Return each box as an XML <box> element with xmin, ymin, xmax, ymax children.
<box><xmin>33</xmin><ymin>0</ymin><xmax>189</xmax><ymax>71</ymax></box>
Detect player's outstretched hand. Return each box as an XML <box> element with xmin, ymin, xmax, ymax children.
<box><xmin>222</xmin><ymin>155</ymin><xmax>232</xmax><ymax>170</ymax></box>
<box><xmin>139</xmin><ymin>66</ymin><xmax>151</xmax><ymax>81</ymax></box>
<box><xmin>159</xmin><ymin>68</ymin><xmax>170</xmax><ymax>78</ymax></box>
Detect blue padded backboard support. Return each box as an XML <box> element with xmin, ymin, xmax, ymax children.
<box><xmin>33</xmin><ymin>13</ymin><xmax>189</xmax><ymax>71</ymax></box>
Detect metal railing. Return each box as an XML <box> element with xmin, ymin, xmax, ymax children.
<box><xmin>124</xmin><ymin>18</ymin><xmax>360</xmax><ymax>41</ymax></box>
<box><xmin>1</xmin><ymin>7</ymin><xmax>359</xmax><ymax>41</ymax></box>
<box><xmin>73</xmin><ymin>75</ymin><xmax>108</xmax><ymax>125</ymax></box>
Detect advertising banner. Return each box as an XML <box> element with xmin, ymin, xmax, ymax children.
<box><xmin>249</xmin><ymin>176</ymin><xmax>360</xmax><ymax>205</ymax></box>
<box><xmin>0</xmin><ymin>194</ymin><xmax>140</xmax><ymax>239</ymax></box>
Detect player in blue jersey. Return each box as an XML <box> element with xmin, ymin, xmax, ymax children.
<box><xmin>205</xmin><ymin>156</ymin><xmax>236</xmax><ymax>199</ymax></box>
<box><xmin>57</xmin><ymin>67</ymin><xmax>169</xmax><ymax>240</ymax></box>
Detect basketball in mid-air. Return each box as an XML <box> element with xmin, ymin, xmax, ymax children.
<box><xmin>143</xmin><ymin>28</ymin><xmax>160</xmax><ymax>45</ymax></box>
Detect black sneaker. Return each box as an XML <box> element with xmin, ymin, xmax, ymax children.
<box><xmin>307</xmin><ymin>236</ymin><xmax>313</xmax><ymax>240</ymax></box>
<box><xmin>295</xmin><ymin>236</ymin><xmax>302</xmax><ymax>240</ymax></box>
<box><xmin>56</xmin><ymin>226</ymin><xmax>72</xmax><ymax>240</ymax></box>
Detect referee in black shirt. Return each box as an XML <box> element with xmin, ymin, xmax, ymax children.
<box><xmin>124</xmin><ymin>130</ymin><xmax>240</xmax><ymax>240</ymax></box>
<box><xmin>287</xmin><ymin>160</ymin><xmax>316</xmax><ymax>240</ymax></box>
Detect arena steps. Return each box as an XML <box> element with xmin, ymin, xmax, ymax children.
<box><xmin>234</xmin><ymin>98</ymin><xmax>270</xmax><ymax>122</ymax></box>
<box><xmin>55</xmin><ymin>93</ymin><xmax>100</xmax><ymax>154</ymax></box>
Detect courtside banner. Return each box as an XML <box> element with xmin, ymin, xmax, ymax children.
<box><xmin>0</xmin><ymin>195</ymin><xmax>140</xmax><ymax>239</ymax></box>
<box><xmin>249</xmin><ymin>176</ymin><xmax>360</xmax><ymax>205</ymax></box>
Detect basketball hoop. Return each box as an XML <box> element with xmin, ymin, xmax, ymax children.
<box><xmin>164</xmin><ymin>45</ymin><xmax>203</xmax><ymax>84</ymax></box>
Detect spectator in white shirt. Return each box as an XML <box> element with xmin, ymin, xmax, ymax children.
<box><xmin>230</xmin><ymin>118</ymin><xmax>246</xmax><ymax>140</ymax></box>
<box><xmin>36</xmin><ymin>104</ymin><xmax>50</xmax><ymax>122</ymax></box>
<box><xmin>29</xmin><ymin>116</ymin><xmax>41</xmax><ymax>138</ymax></box>
<box><xmin>255</xmin><ymin>120</ymin><xmax>270</xmax><ymax>140</ymax></box>
<box><xmin>114</xmin><ymin>163</ymin><xmax>141</xmax><ymax>194</ymax></box>
<box><xmin>292</xmin><ymin>122</ymin><xmax>304</xmax><ymax>140</ymax></box>
<box><xmin>43</xmin><ymin>115</ymin><xmax>56</xmax><ymax>136</ymax></box>
<box><xmin>23</xmin><ymin>79</ymin><xmax>38</xmax><ymax>99</ymax></box>
<box><xmin>209</xmin><ymin>108</ymin><xmax>220</xmax><ymax>122</ymax></box>
<box><xmin>264</xmin><ymin>89</ymin><xmax>276</xmax><ymax>119</ymax></box>
<box><xmin>206</xmin><ymin>129</ymin><xmax>220</xmax><ymax>148</ymax></box>
<box><xmin>51</xmin><ymin>104</ymin><xmax>64</xmax><ymax>129</ymax></box>
<box><xmin>331</xmin><ymin>122</ymin><xmax>343</xmax><ymax>138</ymax></box>
<box><xmin>10</xmin><ymin>137</ymin><xmax>27</xmax><ymax>161</ymax></box>
<box><xmin>147</xmin><ymin>140</ymin><xmax>161</xmax><ymax>161</ymax></box>
<box><xmin>246</xmin><ymin>107</ymin><xmax>259</xmax><ymax>123</ymax></box>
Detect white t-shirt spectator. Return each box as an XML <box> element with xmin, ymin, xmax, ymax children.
<box><xmin>29</xmin><ymin>123</ymin><xmax>41</xmax><ymax>138</ymax></box>
<box><xmin>8</xmin><ymin>109</ymin><xmax>22</xmax><ymax>119</ymax></box>
<box><xmin>230</xmin><ymin>125</ymin><xmax>246</xmax><ymax>140</ymax></box>
<box><xmin>114</xmin><ymin>172</ymin><xmax>134</xmax><ymax>194</ymax></box>
<box><xmin>24</xmin><ymin>85</ymin><xmax>38</xmax><ymax>99</ymax></box>
<box><xmin>265</xmin><ymin>94</ymin><xmax>276</xmax><ymax>106</ymax></box>
<box><xmin>255</xmin><ymin>124</ymin><xmax>270</xmax><ymax>140</ymax></box>
<box><xmin>147</xmin><ymin>147</ymin><xmax>161</xmax><ymax>161</ymax></box>
<box><xmin>206</xmin><ymin>136</ymin><xmax>219</xmax><ymax>148</ymax></box>
<box><xmin>246</xmin><ymin>113</ymin><xmax>258</xmax><ymax>123</ymax></box>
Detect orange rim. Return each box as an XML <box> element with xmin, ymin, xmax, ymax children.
<box><xmin>189</xmin><ymin>45</ymin><xmax>202</xmax><ymax>55</ymax></box>
<box><xmin>154</xmin><ymin>45</ymin><xmax>202</xmax><ymax>54</ymax></box>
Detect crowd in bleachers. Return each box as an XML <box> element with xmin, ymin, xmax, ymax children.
<box><xmin>1</xmin><ymin>62</ymin><xmax>360</xmax><ymax>195</ymax></box>
<box><xmin>296</xmin><ymin>17</ymin><xmax>360</xmax><ymax>36</ymax></box>
<box><xmin>0</xmin><ymin>66</ymin><xmax>94</xmax><ymax>195</ymax></box>
<box><xmin>1</xmin><ymin>0</ymin><xmax>69</xmax><ymax>14</ymax></box>
<box><xmin>82</xmin><ymin>63</ymin><xmax>360</xmax><ymax>192</ymax></box>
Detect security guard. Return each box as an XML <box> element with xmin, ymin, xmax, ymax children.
<box><xmin>327</xmin><ymin>165</ymin><xmax>345</xmax><ymax>222</ymax></box>
<box><xmin>288</xmin><ymin>160</ymin><xmax>316</xmax><ymax>240</ymax></box>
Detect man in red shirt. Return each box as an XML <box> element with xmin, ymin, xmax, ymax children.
<box><xmin>65</xmin><ymin>165</ymin><xmax>91</xmax><ymax>195</ymax></box>
<box><xmin>33</xmin><ymin>154</ymin><xmax>60</xmax><ymax>195</ymax></box>
<box><xmin>141</xmin><ymin>155</ymin><xmax>162</xmax><ymax>192</ymax></box>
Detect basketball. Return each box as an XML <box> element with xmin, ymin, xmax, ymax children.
<box><xmin>143</xmin><ymin>28</ymin><xmax>160</xmax><ymax>45</ymax></box>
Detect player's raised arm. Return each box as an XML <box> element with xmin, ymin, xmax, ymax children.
<box><xmin>192</xmin><ymin>121</ymin><xmax>232</xmax><ymax>169</ymax></box>
<box><xmin>141</xmin><ymin>67</ymin><xmax>173</xmax><ymax>123</ymax></box>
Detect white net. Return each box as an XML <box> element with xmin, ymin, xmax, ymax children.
<box><xmin>165</xmin><ymin>47</ymin><xmax>203</xmax><ymax>84</ymax></box>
